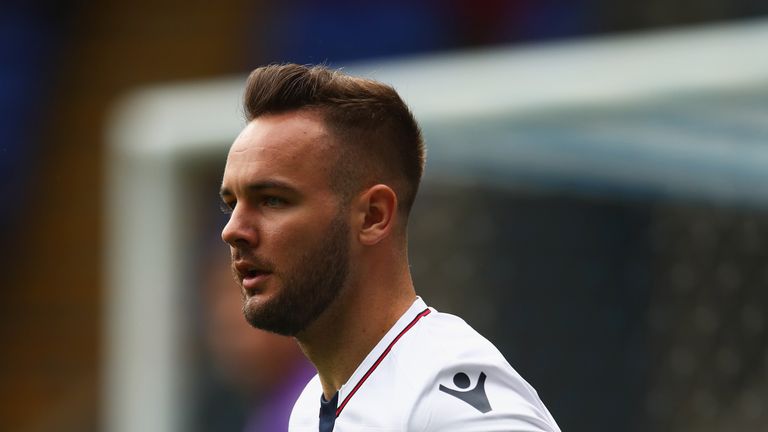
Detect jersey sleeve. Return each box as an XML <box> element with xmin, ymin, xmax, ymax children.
<box><xmin>414</xmin><ymin>361</ymin><xmax>561</xmax><ymax>432</ymax></box>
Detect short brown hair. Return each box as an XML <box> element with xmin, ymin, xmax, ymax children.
<box><xmin>243</xmin><ymin>63</ymin><xmax>426</xmax><ymax>216</ymax></box>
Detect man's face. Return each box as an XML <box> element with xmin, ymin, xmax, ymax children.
<box><xmin>220</xmin><ymin>111</ymin><xmax>351</xmax><ymax>336</ymax></box>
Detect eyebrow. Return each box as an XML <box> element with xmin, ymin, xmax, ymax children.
<box><xmin>219</xmin><ymin>180</ymin><xmax>296</xmax><ymax>199</ymax></box>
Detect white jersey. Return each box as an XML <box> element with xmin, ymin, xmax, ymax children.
<box><xmin>289</xmin><ymin>297</ymin><xmax>561</xmax><ymax>432</ymax></box>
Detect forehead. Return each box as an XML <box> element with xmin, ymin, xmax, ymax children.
<box><xmin>223</xmin><ymin>111</ymin><xmax>336</xmax><ymax>189</ymax></box>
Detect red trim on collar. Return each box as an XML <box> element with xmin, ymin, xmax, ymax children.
<box><xmin>335</xmin><ymin>308</ymin><xmax>432</xmax><ymax>417</ymax></box>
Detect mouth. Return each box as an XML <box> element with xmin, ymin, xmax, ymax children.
<box><xmin>239</xmin><ymin>267</ymin><xmax>272</xmax><ymax>294</ymax></box>
<box><xmin>232</xmin><ymin>256</ymin><xmax>273</xmax><ymax>293</ymax></box>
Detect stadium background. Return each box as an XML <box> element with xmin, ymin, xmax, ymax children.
<box><xmin>2</xmin><ymin>1</ymin><xmax>768</xmax><ymax>431</ymax></box>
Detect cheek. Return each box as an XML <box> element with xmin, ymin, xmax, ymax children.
<box><xmin>262</xmin><ymin>218</ymin><xmax>320</xmax><ymax>253</ymax></box>
<box><xmin>260</xmin><ymin>202</ymin><xmax>343</xmax><ymax>253</ymax></box>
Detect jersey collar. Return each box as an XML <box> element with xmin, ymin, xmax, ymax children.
<box><xmin>334</xmin><ymin>296</ymin><xmax>431</xmax><ymax>416</ymax></box>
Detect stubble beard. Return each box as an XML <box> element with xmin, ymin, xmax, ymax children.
<box><xmin>241</xmin><ymin>213</ymin><xmax>350</xmax><ymax>336</ymax></box>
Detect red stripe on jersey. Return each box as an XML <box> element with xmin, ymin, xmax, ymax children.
<box><xmin>335</xmin><ymin>308</ymin><xmax>432</xmax><ymax>417</ymax></box>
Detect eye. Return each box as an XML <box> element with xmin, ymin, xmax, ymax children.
<box><xmin>219</xmin><ymin>200</ymin><xmax>235</xmax><ymax>214</ymax></box>
<box><xmin>263</xmin><ymin>196</ymin><xmax>286</xmax><ymax>208</ymax></box>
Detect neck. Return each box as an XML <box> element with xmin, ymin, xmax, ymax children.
<box><xmin>295</xmin><ymin>256</ymin><xmax>416</xmax><ymax>400</ymax></box>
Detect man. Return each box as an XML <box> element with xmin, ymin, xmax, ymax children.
<box><xmin>200</xmin><ymin>247</ymin><xmax>315</xmax><ymax>431</ymax></box>
<box><xmin>220</xmin><ymin>64</ymin><xmax>560</xmax><ymax>431</ymax></box>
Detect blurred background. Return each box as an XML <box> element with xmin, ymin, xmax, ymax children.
<box><xmin>2</xmin><ymin>1</ymin><xmax>768</xmax><ymax>431</ymax></box>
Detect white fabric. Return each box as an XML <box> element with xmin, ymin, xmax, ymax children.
<box><xmin>289</xmin><ymin>297</ymin><xmax>561</xmax><ymax>432</ymax></box>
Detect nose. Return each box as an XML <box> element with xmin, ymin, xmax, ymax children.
<box><xmin>221</xmin><ymin>207</ymin><xmax>257</xmax><ymax>247</ymax></box>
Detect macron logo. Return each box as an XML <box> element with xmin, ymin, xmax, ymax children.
<box><xmin>438</xmin><ymin>371</ymin><xmax>492</xmax><ymax>414</ymax></box>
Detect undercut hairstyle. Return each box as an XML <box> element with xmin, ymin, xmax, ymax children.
<box><xmin>243</xmin><ymin>63</ymin><xmax>426</xmax><ymax>217</ymax></box>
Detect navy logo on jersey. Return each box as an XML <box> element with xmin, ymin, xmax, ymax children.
<box><xmin>438</xmin><ymin>372</ymin><xmax>492</xmax><ymax>413</ymax></box>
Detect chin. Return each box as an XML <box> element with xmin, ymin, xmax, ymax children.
<box><xmin>242</xmin><ymin>294</ymin><xmax>268</xmax><ymax>315</ymax></box>
<box><xmin>242</xmin><ymin>297</ymin><xmax>292</xmax><ymax>335</ymax></box>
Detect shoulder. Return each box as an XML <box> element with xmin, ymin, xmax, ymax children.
<box><xmin>398</xmin><ymin>308</ymin><xmax>511</xmax><ymax>378</ymax></box>
<box><xmin>401</xmin><ymin>309</ymin><xmax>561</xmax><ymax>432</ymax></box>
<box><xmin>288</xmin><ymin>373</ymin><xmax>322</xmax><ymax>431</ymax></box>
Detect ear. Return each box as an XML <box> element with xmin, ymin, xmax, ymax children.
<box><xmin>355</xmin><ymin>184</ymin><xmax>398</xmax><ymax>246</ymax></box>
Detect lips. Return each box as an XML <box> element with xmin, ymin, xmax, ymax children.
<box><xmin>233</xmin><ymin>260</ymin><xmax>272</xmax><ymax>293</ymax></box>
<box><xmin>242</xmin><ymin>271</ymin><xmax>271</xmax><ymax>293</ymax></box>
